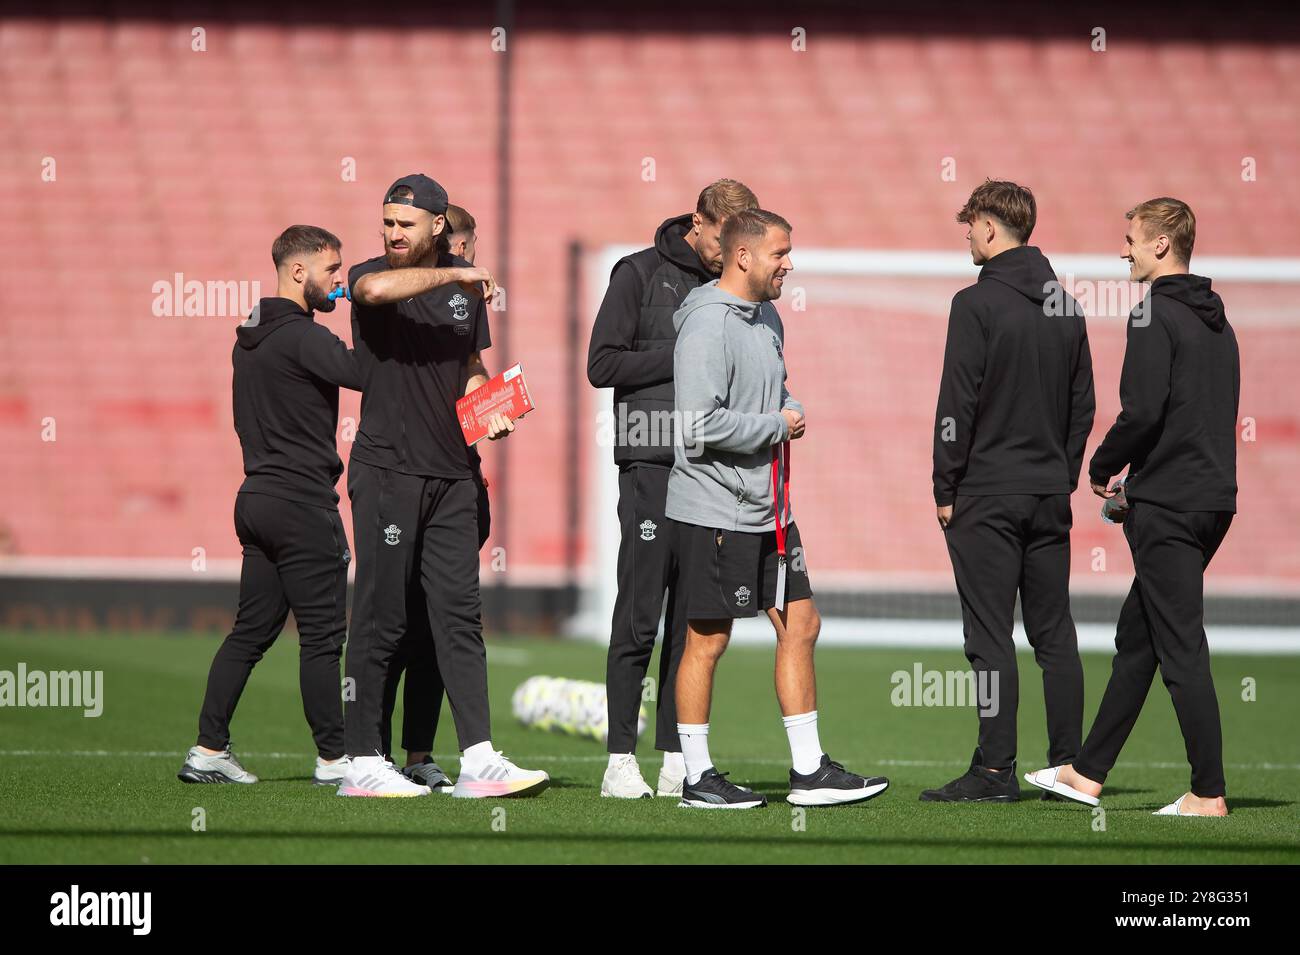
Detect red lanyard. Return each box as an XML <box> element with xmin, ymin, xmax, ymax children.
<box><xmin>771</xmin><ymin>440</ymin><xmax>791</xmax><ymax>556</ymax></box>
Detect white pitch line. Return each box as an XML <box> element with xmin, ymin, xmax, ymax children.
<box><xmin>2</xmin><ymin>750</ymin><xmax>1297</xmax><ymax>771</ymax></box>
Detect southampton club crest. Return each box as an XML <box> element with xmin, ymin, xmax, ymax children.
<box><xmin>734</xmin><ymin>585</ymin><xmax>751</xmax><ymax>607</ymax></box>
<box><xmin>383</xmin><ymin>524</ymin><xmax>402</xmax><ymax>546</ymax></box>
<box><xmin>639</xmin><ymin>519</ymin><xmax>657</xmax><ymax>541</ymax></box>
<box><xmin>449</xmin><ymin>292</ymin><xmax>470</xmax><ymax>321</ymax></box>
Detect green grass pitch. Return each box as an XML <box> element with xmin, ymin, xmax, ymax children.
<box><xmin>1</xmin><ymin>630</ymin><xmax>1297</xmax><ymax>864</ymax></box>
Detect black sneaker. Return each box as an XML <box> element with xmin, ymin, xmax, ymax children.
<box><xmin>679</xmin><ymin>768</ymin><xmax>767</xmax><ymax>809</ymax></box>
<box><xmin>789</xmin><ymin>754</ymin><xmax>889</xmax><ymax>806</ymax></box>
<box><xmin>919</xmin><ymin>748</ymin><xmax>1020</xmax><ymax>803</ymax></box>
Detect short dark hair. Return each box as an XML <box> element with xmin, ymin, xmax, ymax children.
<box><xmin>271</xmin><ymin>225</ymin><xmax>341</xmax><ymax>268</ymax></box>
<box><xmin>721</xmin><ymin>208</ymin><xmax>792</xmax><ymax>261</ymax></box>
<box><xmin>956</xmin><ymin>179</ymin><xmax>1037</xmax><ymax>243</ymax></box>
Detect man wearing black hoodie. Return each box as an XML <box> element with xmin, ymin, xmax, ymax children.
<box><xmin>587</xmin><ymin>178</ymin><xmax>758</xmax><ymax>799</ymax></box>
<box><xmin>179</xmin><ymin>225</ymin><xmax>360</xmax><ymax>788</ymax></box>
<box><xmin>1025</xmin><ymin>198</ymin><xmax>1239</xmax><ymax>818</ymax></box>
<box><xmin>925</xmin><ymin>180</ymin><xmax>1095</xmax><ymax>803</ymax></box>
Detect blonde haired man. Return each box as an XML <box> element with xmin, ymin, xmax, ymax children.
<box><xmin>1026</xmin><ymin>198</ymin><xmax>1240</xmax><ymax>817</ymax></box>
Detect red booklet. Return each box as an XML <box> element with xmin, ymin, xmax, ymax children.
<box><xmin>456</xmin><ymin>363</ymin><xmax>535</xmax><ymax>446</ymax></box>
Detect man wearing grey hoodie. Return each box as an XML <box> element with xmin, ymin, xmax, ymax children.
<box><xmin>665</xmin><ymin>209</ymin><xmax>891</xmax><ymax>809</ymax></box>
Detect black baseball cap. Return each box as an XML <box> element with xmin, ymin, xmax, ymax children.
<box><xmin>383</xmin><ymin>174</ymin><xmax>449</xmax><ymax>216</ymax></box>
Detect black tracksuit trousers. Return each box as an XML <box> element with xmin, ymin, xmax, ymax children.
<box><xmin>378</xmin><ymin>472</ymin><xmax>490</xmax><ymax>758</ymax></box>
<box><xmin>345</xmin><ymin>459</ymin><xmax>489</xmax><ymax>757</ymax></box>
<box><xmin>1075</xmin><ymin>501</ymin><xmax>1233</xmax><ymax>798</ymax></box>
<box><xmin>196</xmin><ymin>492</ymin><xmax>349</xmax><ymax>759</ymax></box>
<box><xmin>606</xmin><ymin>464</ymin><xmax>686</xmax><ymax>754</ymax></box>
<box><xmin>944</xmin><ymin>493</ymin><xmax>1084</xmax><ymax>770</ymax></box>
<box><xmin>378</xmin><ymin>583</ymin><xmax>446</xmax><ymax>758</ymax></box>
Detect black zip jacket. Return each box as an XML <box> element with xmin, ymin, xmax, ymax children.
<box><xmin>233</xmin><ymin>297</ymin><xmax>362</xmax><ymax>508</ymax></box>
<box><xmin>587</xmin><ymin>213</ymin><xmax>715</xmax><ymax>468</ymax></box>
<box><xmin>1089</xmin><ymin>274</ymin><xmax>1239</xmax><ymax>512</ymax></box>
<box><xmin>932</xmin><ymin>245</ymin><xmax>1095</xmax><ymax>505</ymax></box>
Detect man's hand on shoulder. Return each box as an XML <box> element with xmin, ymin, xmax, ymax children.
<box><xmin>352</xmin><ymin>265</ymin><xmax>494</xmax><ymax>307</ymax></box>
<box><xmin>458</xmin><ymin>266</ymin><xmax>495</xmax><ymax>302</ymax></box>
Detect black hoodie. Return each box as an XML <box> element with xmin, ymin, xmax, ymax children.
<box><xmin>1089</xmin><ymin>274</ymin><xmax>1239</xmax><ymax>512</ymax></box>
<box><xmin>587</xmin><ymin>213</ymin><xmax>716</xmax><ymax>467</ymax></box>
<box><xmin>933</xmin><ymin>245</ymin><xmax>1095</xmax><ymax>505</ymax></box>
<box><xmin>233</xmin><ymin>297</ymin><xmax>362</xmax><ymax>508</ymax></box>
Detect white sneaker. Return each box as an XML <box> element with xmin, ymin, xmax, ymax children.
<box><xmin>337</xmin><ymin>754</ymin><xmax>432</xmax><ymax>797</ymax></box>
<box><xmin>657</xmin><ymin>760</ymin><xmax>686</xmax><ymax>798</ymax></box>
<box><xmin>601</xmin><ymin>754</ymin><xmax>653</xmax><ymax>799</ymax></box>
<box><xmin>313</xmin><ymin>755</ymin><xmax>350</xmax><ymax>786</ymax></box>
<box><xmin>452</xmin><ymin>751</ymin><xmax>549</xmax><ymax>798</ymax></box>
<box><xmin>178</xmin><ymin>745</ymin><xmax>258</xmax><ymax>784</ymax></box>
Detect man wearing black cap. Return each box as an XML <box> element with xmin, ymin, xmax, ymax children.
<box><xmin>179</xmin><ymin>225</ymin><xmax>358</xmax><ymax>788</ymax></box>
<box><xmin>338</xmin><ymin>174</ymin><xmax>548</xmax><ymax>798</ymax></box>
<box><xmin>377</xmin><ymin>203</ymin><xmax>493</xmax><ymax>793</ymax></box>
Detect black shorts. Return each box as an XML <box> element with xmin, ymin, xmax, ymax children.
<box><xmin>670</xmin><ymin>518</ymin><xmax>813</xmax><ymax>619</ymax></box>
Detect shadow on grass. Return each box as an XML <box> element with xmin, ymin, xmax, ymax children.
<box><xmin>243</xmin><ymin>777</ymin><xmax>1292</xmax><ymax>811</ymax></box>
<box><xmin>730</xmin><ymin>780</ymin><xmax>1157</xmax><ymax>799</ymax></box>
<box><xmin>1126</xmin><ymin>796</ymin><xmax>1290</xmax><ymax>812</ymax></box>
<box><xmin>2</xmin><ymin>828</ymin><xmax>1296</xmax><ymax>857</ymax></box>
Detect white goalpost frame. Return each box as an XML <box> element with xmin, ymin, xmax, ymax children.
<box><xmin>568</xmin><ymin>244</ymin><xmax>1300</xmax><ymax>653</ymax></box>
<box><xmin>1</xmin><ymin>248</ymin><xmax>1297</xmax><ymax>651</ymax></box>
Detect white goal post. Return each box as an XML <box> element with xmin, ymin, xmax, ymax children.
<box><xmin>566</xmin><ymin>244</ymin><xmax>1300</xmax><ymax>652</ymax></box>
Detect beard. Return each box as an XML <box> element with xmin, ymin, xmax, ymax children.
<box><xmin>304</xmin><ymin>277</ymin><xmax>335</xmax><ymax>313</ymax></box>
<box><xmin>385</xmin><ymin>230</ymin><xmax>436</xmax><ymax>269</ymax></box>
<box><xmin>748</xmin><ymin>271</ymin><xmax>781</xmax><ymax>302</ymax></box>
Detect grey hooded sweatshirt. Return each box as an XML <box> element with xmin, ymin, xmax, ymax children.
<box><xmin>664</xmin><ymin>281</ymin><xmax>803</xmax><ymax>533</ymax></box>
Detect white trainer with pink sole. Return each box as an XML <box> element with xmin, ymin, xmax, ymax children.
<box><xmin>452</xmin><ymin>751</ymin><xmax>550</xmax><ymax>798</ymax></box>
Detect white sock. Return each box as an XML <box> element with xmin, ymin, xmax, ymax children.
<box><xmin>661</xmin><ymin>751</ymin><xmax>686</xmax><ymax>775</ymax></box>
<box><xmin>783</xmin><ymin>711</ymin><xmax>823</xmax><ymax>775</ymax></box>
<box><xmin>607</xmin><ymin>752</ymin><xmax>633</xmax><ymax>769</ymax></box>
<box><xmin>677</xmin><ymin>723</ymin><xmax>712</xmax><ymax>784</ymax></box>
<box><xmin>462</xmin><ymin>741</ymin><xmax>495</xmax><ymax>769</ymax></box>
